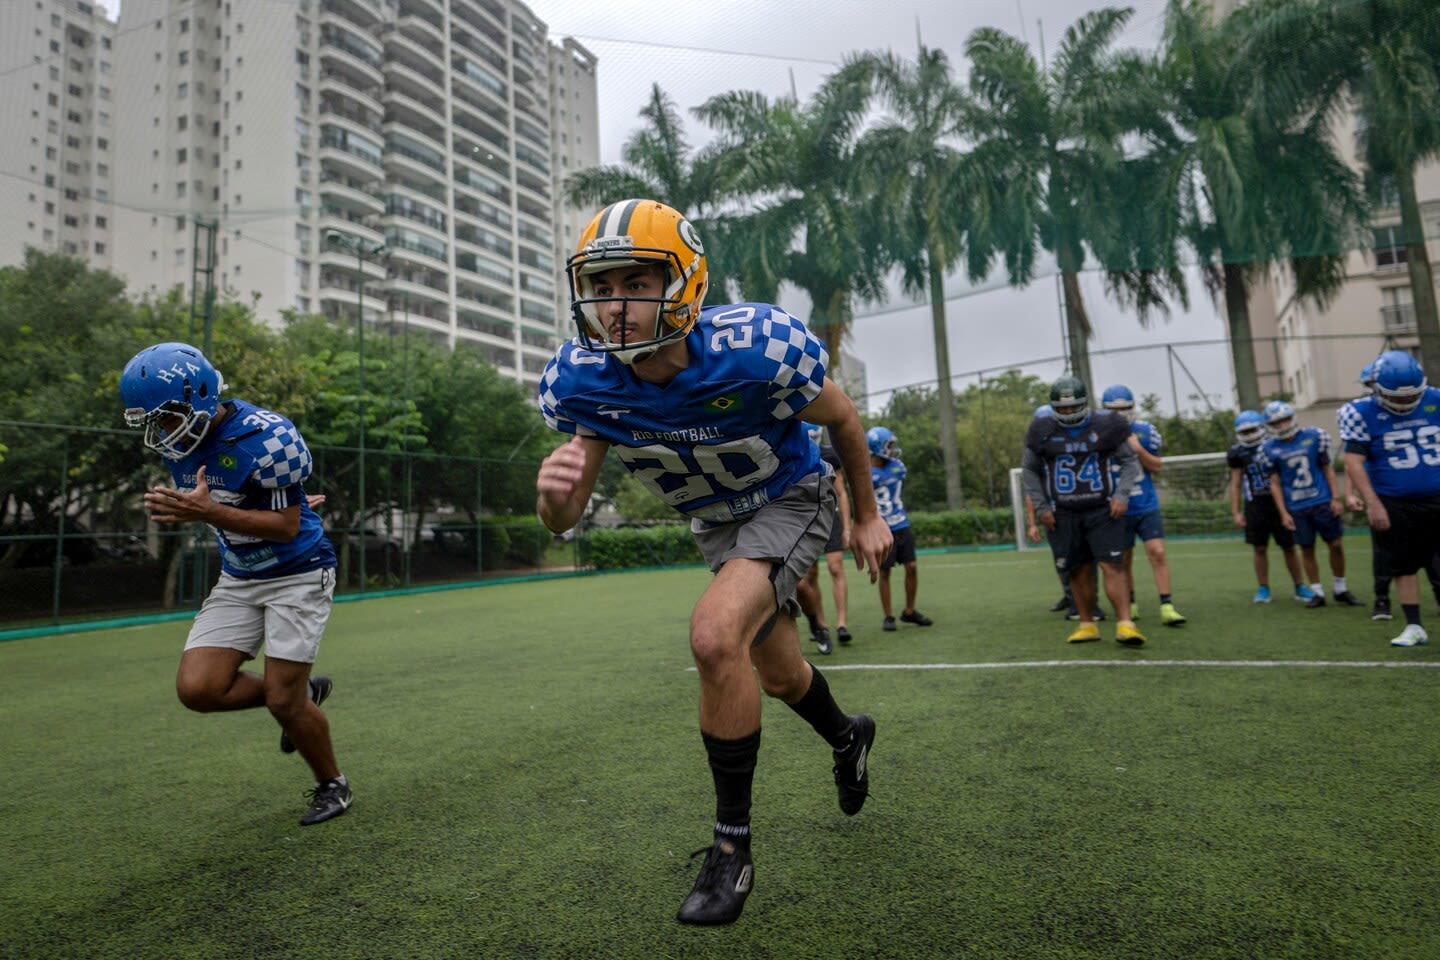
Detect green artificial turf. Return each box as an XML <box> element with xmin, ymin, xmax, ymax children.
<box><xmin>2</xmin><ymin>540</ymin><xmax>1437</xmax><ymax>959</ymax></box>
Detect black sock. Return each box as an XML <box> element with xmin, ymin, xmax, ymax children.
<box><xmin>785</xmin><ymin>667</ymin><xmax>852</xmax><ymax>749</ymax></box>
<box><xmin>1403</xmin><ymin>604</ymin><xmax>1422</xmax><ymax>627</ymax></box>
<box><xmin>1160</xmin><ymin>594</ymin><xmax>1173</xmax><ymax>605</ymax></box>
<box><xmin>804</xmin><ymin>614</ymin><xmax>819</xmax><ymax>636</ymax></box>
<box><xmin>703</xmin><ymin>730</ymin><xmax>760</xmax><ymax>829</ymax></box>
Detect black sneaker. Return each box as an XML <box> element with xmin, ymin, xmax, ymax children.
<box><xmin>299</xmin><ymin>778</ymin><xmax>352</xmax><ymax>826</ymax></box>
<box><xmin>1305</xmin><ymin>595</ymin><xmax>1327</xmax><ymax>608</ymax></box>
<box><xmin>1065</xmin><ymin>607</ymin><xmax>1081</xmax><ymax>621</ymax></box>
<box><xmin>882</xmin><ymin>616</ymin><xmax>896</xmax><ymax>632</ymax></box>
<box><xmin>676</xmin><ymin>838</ymin><xmax>753</xmax><ymax>925</ymax></box>
<box><xmin>280</xmin><ymin>675</ymin><xmax>333</xmax><ymax>754</ymax></box>
<box><xmin>814</xmin><ymin>626</ymin><xmax>833</xmax><ymax>655</ymax></box>
<box><xmin>1372</xmin><ymin>596</ymin><xmax>1393</xmax><ymax>621</ymax></box>
<box><xmin>1049</xmin><ymin>596</ymin><xmax>1071</xmax><ymax>613</ymax></box>
<box><xmin>900</xmin><ymin>609</ymin><xmax>934</xmax><ymax>626</ymax></box>
<box><xmin>836</xmin><ymin>626</ymin><xmax>852</xmax><ymax>645</ymax></box>
<box><xmin>1334</xmin><ymin>591</ymin><xmax>1365</xmax><ymax>607</ymax></box>
<box><xmin>833</xmin><ymin>714</ymin><xmax>876</xmax><ymax>816</ymax></box>
<box><xmin>1093</xmin><ymin>609</ymin><xmax>1108</xmax><ymax>622</ymax></box>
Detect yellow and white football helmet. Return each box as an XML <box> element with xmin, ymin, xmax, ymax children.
<box><xmin>566</xmin><ymin>198</ymin><xmax>708</xmax><ymax>364</ymax></box>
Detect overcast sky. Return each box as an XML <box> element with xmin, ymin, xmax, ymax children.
<box><xmin>97</xmin><ymin>0</ymin><xmax>1233</xmax><ymax>414</ymax></box>
<box><xmin>527</xmin><ymin>0</ymin><xmax>1233</xmax><ymax>414</ymax></box>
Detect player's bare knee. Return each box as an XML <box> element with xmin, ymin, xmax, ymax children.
<box><xmin>689</xmin><ymin>624</ymin><xmax>745</xmax><ymax>674</ymax></box>
<box><xmin>263</xmin><ymin>684</ymin><xmax>308</xmax><ymax>724</ymax></box>
<box><xmin>175</xmin><ymin>677</ymin><xmax>224</xmax><ymax>712</ymax></box>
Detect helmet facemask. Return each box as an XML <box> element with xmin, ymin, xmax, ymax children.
<box><xmin>128</xmin><ymin>400</ymin><xmax>216</xmax><ymax>461</ymax></box>
<box><xmin>1377</xmin><ymin>381</ymin><xmax>1426</xmax><ymax>416</ymax></box>
<box><xmin>568</xmin><ymin>250</ymin><xmax>694</xmax><ymax>365</ymax></box>
<box><xmin>1235</xmin><ymin>423</ymin><xmax>1265</xmax><ymax>447</ymax></box>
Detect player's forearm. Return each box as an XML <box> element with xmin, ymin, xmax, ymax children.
<box><xmin>1345</xmin><ymin>453</ymin><xmax>1380</xmax><ymax>507</ymax></box>
<box><xmin>208</xmin><ymin>503</ymin><xmax>300</xmax><ymax>542</ymax></box>
<box><xmin>536</xmin><ymin>492</ymin><xmax>585</xmax><ymax>534</ymax></box>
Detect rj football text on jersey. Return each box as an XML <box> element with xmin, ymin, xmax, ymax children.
<box><xmin>120</xmin><ymin>341</ymin><xmax>352</xmax><ymax>828</ymax></box>
<box><xmin>537</xmin><ymin>198</ymin><xmax>892</xmax><ymax>925</ymax></box>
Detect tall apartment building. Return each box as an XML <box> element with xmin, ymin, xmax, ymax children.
<box><xmin>103</xmin><ymin>0</ymin><xmax>597</xmax><ymax>390</ymax></box>
<box><xmin>0</xmin><ymin>0</ymin><xmax>116</xmax><ymax>269</ymax></box>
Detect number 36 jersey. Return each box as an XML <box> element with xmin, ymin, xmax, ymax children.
<box><xmin>538</xmin><ymin>303</ymin><xmax>828</xmax><ymax>523</ymax></box>
<box><xmin>164</xmin><ymin>398</ymin><xmax>335</xmax><ymax>579</ymax></box>
<box><xmin>1338</xmin><ymin>388</ymin><xmax>1440</xmax><ymax>499</ymax></box>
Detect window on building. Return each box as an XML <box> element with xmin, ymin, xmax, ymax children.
<box><xmin>1373</xmin><ymin>226</ymin><xmax>1409</xmax><ymax>270</ymax></box>
<box><xmin>96</xmin><ymin>215</ymin><xmax>106</xmax><ymax>228</ymax></box>
<box><xmin>179</xmin><ymin>18</ymin><xmax>189</xmax><ymax>33</ymax></box>
<box><xmin>177</xmin><ymin>148</ymin><xmax>187</xmax><ymax>163</ymax></box>
<box><xmin>177</xmin><ymin>82</ymin><xmax>188</xmax><ymax>99</ymax></box>
<box><xmin>176</xmin><ymin>181</ymin><xmax>187</xmax><ymax>198</ymax></box>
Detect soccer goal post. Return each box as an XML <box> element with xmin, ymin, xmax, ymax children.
<box><xmin>1008</xmin><ymin>451</ymin><xmax>1235</xmax><ymax>552</ymax></box>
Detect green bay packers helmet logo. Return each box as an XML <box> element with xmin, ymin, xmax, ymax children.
<box><xmin>678</xmin><ymin>218</ymin><xmax>704</xmax><ymax>256</ymax></box>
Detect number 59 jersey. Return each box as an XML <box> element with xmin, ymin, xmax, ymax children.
<box><xmin>538</xmin><ymin>303</ymin><xmax>828</xmax><ymax>524</ymax></box>
<box><xmin>1338</xmin><ymin>388</ymin><xmax>1440</xmax><ymax>498</ymax></box>
<box><xmin>163</xmin><ymin>398</ymin><xmax>335</xmax><ymax>578</ymax></box>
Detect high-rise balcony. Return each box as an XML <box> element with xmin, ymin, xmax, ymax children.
<box><xmin>1381</xmin><ymin>302</ymin><xmax>1416</xmax><ymax>333</ymax></box>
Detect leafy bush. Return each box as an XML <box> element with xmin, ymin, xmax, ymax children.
<box><xmin>580</xmin><ymin>524</ymin><xmax>703</xmax><ymax>569</ymax></box>
<box><xmin>909</xmin><ymin>509</ymin><xmax>1017</xmax><ymax>546</ymax></box>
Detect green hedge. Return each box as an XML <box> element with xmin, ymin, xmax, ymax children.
<box><xmin>579</xmin><ymin>524</ymin><xmax>704</xmax><ymax>570</ymax></box>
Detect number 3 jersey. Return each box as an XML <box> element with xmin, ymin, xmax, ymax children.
<box><xmin>1262</xmin><ymin>426</ymin><xmax>1333</xmax><ymax>510</ymax></box>
<box><xmin>1338</xmin><ymin>387</ymin><xmax>1440</xmax><ymax>499</ymax></box>
<box><xmin>538</xmin><ymin>303</ymin><xmax>828</xmax><ymax>523</ymax></box>
<box><xmin>162</xmin><ymin>399</ymin><xmax>336</xmax><ymax>578</ymax></box>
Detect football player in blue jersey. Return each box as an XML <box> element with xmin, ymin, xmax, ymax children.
<box><xmin>1262</xmin><ymin>401</ymin><xmax>1364</xmax><ymax>609</ymax></box>
<box><xmin>868</xmin><ymin>426</ymin><xmax>935</xmax><ymax>632</ymax></box>
<box><xmin>1227</xmin><ymin>410</ymin><xmax>1312</xmax><ymax>603</ymax></box>
<box><xmin>795</xmin><ymin>423</ymin><xmax>852</xmax><ymax>654</ymax></box>
<box><xmin>1101</xmin><ymin>385</ymin><xmax>1186</xmax><ymax>626</ymax></box>
<box><xmin>120</xmin><ymin>342</ymin><xmax>350</xmax><ymax>827</ymax></box>
<box><xmin>1339</xmin><ymin>350</ymin><xmax>1440</xmax><ymax>646</ymax></box>
<box><xmin>534</xmin><ymin>200</ymin><xmax>892</xmax><ymax>925</ymax></box>
<box><xmin>1022</xmin><ymin>376</ymin><xmax>1146</xmax><ymax>645</ymax></box>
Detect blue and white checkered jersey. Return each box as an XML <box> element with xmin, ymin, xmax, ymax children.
<box><xmin>1226</xmin><ymin>442</ymin><xmax>1272</xmax><ymax>502</ymax></box>
<box><xmin>1262</xmin><ymin>426</ymin><xmax>1333</xmax><ymax>511</ymax></box>
<box><xmin>1337</xmin><ymin>388</ymin><xmax>1440</xmax><ymax>498</ymax></box>
<box><xmin>164</xmin><ymin>399</ymin><xmax>336</xmax><ymax>578</ymax></box>
<box><xmin>537</xmin><ymin>303</ymin><xmax>829</xmax><ymax>523</ymax></box>
<box><xmin>1108</xmin><ymin>420</ymin><xmax>1162</xmax><ymax>515</ymax></box>
<box><xmin>870</xmin><ymin>459</ymin><xmax>909</xmax><ymax>530</ymax></box>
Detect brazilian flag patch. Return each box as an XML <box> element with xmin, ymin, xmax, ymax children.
<box><xmin>219</xmin><ymin>454</ymin><xmax>237</xmax><ymax>469</ymax></box>
<box><xmin>1425</xmin><ymin>404</ymin><xmax>1437</xmax><ymax>413</ymax></box>
<box><xmin>705</xmin><ymin>392</ymin><xmax>743</xmax><ymax>414</ymax></box>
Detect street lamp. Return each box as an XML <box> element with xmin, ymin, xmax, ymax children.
<box><xmin>325</xmin><ymin>230</ymin><xmax>387</xmax><ymax>591</ymax></box>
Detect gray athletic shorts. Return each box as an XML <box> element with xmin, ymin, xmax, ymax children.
<box><xmin>184</xmin><ymin>567</ymin><xmax>336</xmax><ymax>664</ymax></box>
<box><xmin>691</xmin><ymin>472</ymin><xmax>835</xmax><ymax>618</ymax></box>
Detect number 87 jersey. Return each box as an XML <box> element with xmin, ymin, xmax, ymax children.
<box><xmin>1338</xmin><ymin>387</ymin><xmax>1440</xmax><ymax>498</ymax></box>
<box><xmin>538</xmin><ymin>302</ymin><xmax>828</xmax><ymax>523</ymax></box>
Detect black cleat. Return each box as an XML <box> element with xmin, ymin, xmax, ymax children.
<box><xmin>1068</xmin><ymin>609</ymin><xmax>1108</xmax><ymax>621</ymax></box>
<box><xmin>676</xmin><ymin>839</ymin><xmax>753</xmax><ymax>925</ymax></box>
<box><xmin>882</xmin><ymin>616</ymin><xmax>896</xmax><ymax>632</ymax></box>
<box><xmin>1305</xmin><ymin>595</ymin><xmax>1327</xmax><ymax>608</ymax></box>
<box><xmin>1371</xmin><ymin>596</ymin><xmax>1393</xmax><ymax>620</ymax></box>
<box><xmin>814</xmin><ymin>626</ymin><xmax>833</xmax><ymax>655</ymax></box>
<box><xmin>1050</xmin><ymin>595</ymin><xmax>1072</xmax><ymax>613</ymax></box>
<box><xmin>1334</xmin><ymin>591</ymin><xmax>1365</xmax><ymax>607</ymax></box>
<box><xmin>299</xmin><ymin>778</ymin><xmax>352</xmax><ymax>826</ymax></box>
<box><xmin>833</xmin><ymin>714</ymin><xmax>876</xmax><ymax>816</ymax></box>
<box><xmin>280</xmin><ymin>675</ymin><xmax>333</xmax><ymax>754</ymax></box>
<box><xmin>900</xmin><ymin>609</ymin><xmax>934</xmax><ymax>626</ymax></box>
<box><xmin>836</xmin><ymin>626</ymin><xmax>852</xmax><ymax>645</ymax></box>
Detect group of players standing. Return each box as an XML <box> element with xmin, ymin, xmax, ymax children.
<box><xmin>1230</xmin><ymin>350</ymin><xmax>1440</xmax><ymax>647</ymax></box>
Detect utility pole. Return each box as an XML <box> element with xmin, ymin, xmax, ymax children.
<box><xmin>188</xmin><ymin>218</ymin><xmax>218</xmax><ymax>351</ymax></box>
<box><xmin>325</xmin><ymin>231</ymin><xmax>387</xmax><ymax>592</ymax></box>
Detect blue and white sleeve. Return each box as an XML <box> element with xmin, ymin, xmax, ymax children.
<box><xmin>1336</xmin><ymin>402</ymin><xmax>1369</xmax><ymax>445</ymax></box>
<box><xmin>253</xmin><ymin>423</ymin><xmax>312</xmax><ymax>507</ymax></box>
<box><xmin>536</xmin><ymin>344</ymin><xmax>601</xmax><ymax>437</ymax></box>
<box><xmin>759</xmin><ymin>307</ymin><xmax>829</xmax><ymax>419</ymax></box>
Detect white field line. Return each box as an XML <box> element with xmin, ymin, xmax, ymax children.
<box><xmin>813</xmin><ymin>659</ymin><xmax>1440</xmax><ymax>671</ymax></box>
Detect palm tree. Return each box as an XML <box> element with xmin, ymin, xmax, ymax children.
<box><xmin>563</xmin><ymin>84</ymin><xmax>741</xmax><ymax>299</ymax></box>
<box><xmin>691</xmin><ymin>67</ymin><xmax>886</xmax><ymax>371</ymax></box>
<box><xmin>1149</xmin><ymin>0</ymin><xmax>1362</xmax><ymax>410</ymax></box>
<box><xmin>965</xmin><ymin>8</ymin><xmax>1183</xmax><ymax>393</ymax></box>
<box><xmin>1242</xmin><ymin>0</ymin><xmax>1440</xmax><ymax>374</ymax></box>
<box><xmin>841</xmin><ymin>45</ymin><xmax>972</xmax><ymax>509</ymax></box>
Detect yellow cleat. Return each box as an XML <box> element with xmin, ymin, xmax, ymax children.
<box><xmin>1066</xmin><ymin>623</ymin><xmax>1102</xmax><ymax>643</ymax></box>
<box><xmin>1115</xmin><ymin>620</ymin><xmax>1146</xmax><ymax>646</ymax></box>
<box><xmin>1160</xmin><ymin>602</ymin><xmax>1186</xmax><ymax>626</ymax></box>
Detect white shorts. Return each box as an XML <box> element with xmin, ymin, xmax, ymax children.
<box><xmin>691</xmin><ymin>473</ymin><xmax>835</xmax><ymax>618</ymax></box>
<box><xmin>184</xmin><ymin>567</ymin><xmax>336</xmax><ymax>664</ymax></box>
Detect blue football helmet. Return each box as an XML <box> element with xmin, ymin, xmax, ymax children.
<box><xmin>866</xmin><ymin>426</ymin><xmax>901</xmax><ymax>460</ymax></box>
<box><xmin>1049</xmin><ymin>376</ymin><xmax>1090</xmax><ymax>427</ymax></box>
<box><xmin>1373</xmin><ymin>350</ymin><xmax>1427</xmax><ymax>415</ymax></box>
<box><xmin>120</xmin><ymin>342</ymin><xmax>224</xmax><ymax>460</ymax></box>
<box><xmin>1359</xmin><ymin>362</ymin><xmax>1378</xmax><ymax>390</ymax></box>
<box><xmin>1101</xmin><ymin>384</ymin><xmax>1136</xmax><ymax>423</ymax></box>
<box><xmin>1234</xmin><ymin>410</ymin><xmax>1265</xmax><ymax>447</ymax></box>
<box><xmin>1262</xmin><ymin>400</ymin><xmax>1298</xmax><ymax>440</ymax></box>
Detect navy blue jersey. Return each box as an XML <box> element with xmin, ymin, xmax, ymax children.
<box><xmin>1226</xmin><ymin>442</ymin><xmax>1271</xmax><ymax>502</ymax></box>
<box><xmin>1024</xmin><ymin>411</ymin><xmax>1135</xmax><ymax>511</ymax></box>
<box><xmin>1338</xmin><ymin>389</ymin><xmax>1440</xmax><ymax>498</ymax></box>
<box><xmin>163</xmin><ymin>399</ymin><xmax>335</xmax><ymax>578</ymax></box>
<box><xmin>538</xmin><ymin>303</ymin><xmax>828</xmax><ymax>523</ymax></box>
